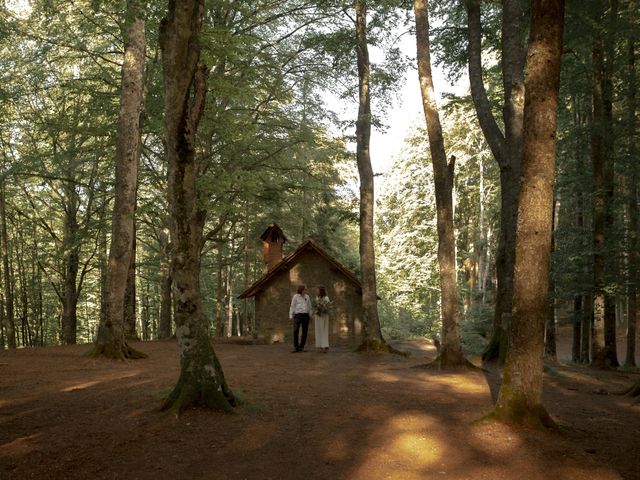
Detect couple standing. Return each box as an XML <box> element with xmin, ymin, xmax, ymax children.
<box><xmin>288</xmin><ymin>284</ymin><xmax>331</xmax><ymax>353</ymax></box>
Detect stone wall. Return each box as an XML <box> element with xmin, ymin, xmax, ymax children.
<box><xmin>254</xmin><ymin>250</ymin><xmax>363</xmax><ymax>347</ymax></box>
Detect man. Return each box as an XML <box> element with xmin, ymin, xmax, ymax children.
<box><xmin>289</xmin><ymin>284</ymin><xmax>312</xmax><ymax>352</ymax></box>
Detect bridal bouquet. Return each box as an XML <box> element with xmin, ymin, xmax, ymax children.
<box><xmin>313</xmin><ymin>297</ymin><xmax>333</xmax><ymax>316</ymax></box>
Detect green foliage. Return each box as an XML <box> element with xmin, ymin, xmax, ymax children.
<box><xmin>376</xmin><ymin>99</ymin><xmax>499</xmax><ymax>348</ymax></box>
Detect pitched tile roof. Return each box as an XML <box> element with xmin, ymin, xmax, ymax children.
<box><xmin>238</xmin><ymin>238</ymin><xmax>361</xmax><ymax>299</ymax></box>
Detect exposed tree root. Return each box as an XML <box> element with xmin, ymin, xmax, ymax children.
<box><xmin>617</xmin><ymin>381</ymin><xmax>640</xmax><ymax>398</ymax></box>
<box><xmin>88</xmin><ymin>342</ymin><xmax>147</xmax><ymax>360</ymax></box>
<box><xmin>356</xmin><ymin>338</ymin><xmax>408</xmax><ymax>356</ymax></box>
<box><xmin>415</xmin><ymin>346</ymin><xmax>478</xmax><ymax>371</ymax></box>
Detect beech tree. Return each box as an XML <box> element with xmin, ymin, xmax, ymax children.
<box><xmin>413</xmin><ymin>0</ymin><xmax>468</xmax><ymax>367</ymax></box>
<box><xmin>353</xmin><ymin>0</ymin><xmax>388</xmax><ymax>351</ymax></box>
<box><xmin>463</xmin><ymin>0</ymin><xmax>527</xmax><ymax>363</ymax></box>
<box><xmin>493</xmin><ymin>0</ymin><xmax>565</xmax><ymax>427</ymax></box>
<box><xmin>159</xmin><ymin>0</ymin><xmax>236</xmax><ymax>413</ymax></box>
<box><xmin>92</xmin><ymin>0</ymin><xmax>147</xmax><ymax>360</ymax></box>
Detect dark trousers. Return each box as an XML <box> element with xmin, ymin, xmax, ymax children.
<box><xmin>293</xmin><ymin>313</ymin><xmax>310</xmax><ymax>351</ymax></box>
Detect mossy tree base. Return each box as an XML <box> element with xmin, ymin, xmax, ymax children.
<box><xmin>88</xmin><ymin>342</ymin><xmax>147</xmax><ymax>360</ymax></box>
<box><xmin>161</xmin><ymin>367</ymin><xmax>237</xmax><ymax>415</ymax></box>
<box><xmin>491</xmin><ymin>397</ymin><xmax>557</xmax><ymax>431</ymax></box>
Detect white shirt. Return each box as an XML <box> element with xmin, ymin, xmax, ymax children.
<box><xmin>289</xmin><ymin>293</ymin><xmax>311</xmax><ymax>319</ymax></box>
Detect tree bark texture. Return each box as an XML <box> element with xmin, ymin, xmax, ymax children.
<box><xmin>354</xmin><ymin>0</ymin><xmax>386</xmax><ymax>351</ymax></box>
<box><xmin>414</xmin><ymin>0</ymin><xmax>466</xmax><ymax>367</ymax></box>
<box><xmin>160</xmin><ymin>0</ymin><xmax>235</xmax><ymax>413</ymax></box>
<box><xmin>92</xmin><ymin>0</ymin><xmax>146</xmax><ymax>359</ymax></box>
<box><xmin>494</xmin><ymin>0</ymin><xmax>564</xmax><ymax>427</ymax></box>
<box><xmin>465</xmin><ymin>0</ymin><xmax>526</xmax><ymax>363</ymax></box>
<box><xmin>0</xmin><ymin>183</ymin><xmax>16</xmax><ymax>349</ymax></box>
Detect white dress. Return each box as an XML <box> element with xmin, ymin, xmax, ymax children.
<box><xmin>314</xmin><ymin>296</ymin><xmax>330</xmax><ymax>349</ymax></box>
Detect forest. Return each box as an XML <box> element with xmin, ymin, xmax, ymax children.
<box><xmin>1</xmin><ymin>0</ymin><xmax>639</xmax><ymax>478</ymax></box>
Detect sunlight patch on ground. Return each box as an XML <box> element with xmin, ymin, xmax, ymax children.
<box><xmin>426</xmin><ymin>374</ymin><xmax>487</xmax><ymax>394</ymax></box>
<box><xmin>58</xmin><ymin>371</ymin><xmax>142</xmax><ymax>393</ymax></box>
<box><xmin>354</xmin><ymin>412</ymin><xmax>441</xmax><ymax>479</ymax></box>
<box><xmin>467</xmin><ymin>424</ymin><xmax>524</xmax><ymax>456</ymax></box>
<box><xmin>366</xmin><ymin>371</ymin><xmax>401</xmax><ymax>383</ymax></box>
<box><xmin>0</xmin><ymin>433</ymin><xmax>41</xmax><ymax>458</ymax></box>
<box><xmin>61</xmin><ymin>381</ymin><xmax>101</xmax><ymax>392</ymax></box>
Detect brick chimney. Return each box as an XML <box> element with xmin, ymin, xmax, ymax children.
<box><xmin>260</xmin><ymin>224</ymin><xmax>287</xmax><ymax>272</ymax></box>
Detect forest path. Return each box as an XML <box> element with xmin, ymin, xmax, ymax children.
<box><xmin>0</xmin><ymin>338</ymin><xmax>638</xmax><ymax>479</ymax></box>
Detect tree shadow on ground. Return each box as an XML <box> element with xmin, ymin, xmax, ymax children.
<box><xmin>0</xmin><ymin>340</ymin><xmax>636</xmax><ymax>480</ymax></box>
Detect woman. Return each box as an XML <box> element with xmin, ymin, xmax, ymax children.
<box><xmin>313</xmin><ymin>286</ymin><xmax>331</xmax><ymax>353</ymax></box>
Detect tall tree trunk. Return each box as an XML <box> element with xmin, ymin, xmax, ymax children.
<box><xmin>494</xmin><ymin>0</ymin><xmax>564</xmax><ymax>427</ymax></box>
<box><xmin>157</xmin><ymin>222</ymin><xmax>173</xmax><ymax>339</ymax></box>
<box><xmin>215</xmin><ymin>249</ymin><xmax>224</xmax><ymax>337</ymax></box>
<box><xmin>0</xmin><ymin>183</ymin><xmax>15</xmax><ymax>349</ymax></box>
<box><xmin>354</xmin><ymin>0</ymin><xmax>386</xmax><ymax>351</ymax></box>
<box><xmin>242</xmin><ymin>208</ymin><xmax>250</xmax><ymax>336</ymax></box>
<box><xmin>572</xmin><ymin>295</ymin><xmax>582</xmax><ymax>362</ymax></box>
<box><xmin>602</xmin><ymin>0</ymin><xmax>619</xmax><ymax>367</ymax></box>
<box><xmin>160</xmin><ymin>0</ymin><xmax>235</xmax><ymax>413</ymax></box>
<box><xmin>591</xmin><ymin>21</ymin><xmax>618</xmax><ymax>368</ymax></box>
<box><xmin>225</xmin><ymin>264</ymin><xmax>233</xmax><ymax>337</ymax></box>
<box><xmin>581</xmin><ymin>292</ymin><xmax>593</xmax><ymax>363</ymax></box>
<box><xmin>61</xmin><ymin>178</ymin><xmax>80</xmax><ymax>345</ymax></box>
<box><xmin>465</xmin><ymin>0</ymin><xmax>526</xmax><ymax>363</ymax></box>
<box><xmin>414</xmin><ymin>0</ymin><xmax>467</xmax><ymax>367</ymax></box>
<box><xmin>92</xmin><ymin>0</ymin><xmax>146</xmax><ymax>359</ymax></box>
<box><xmin>625</xmin><ymin>22</ymin><xmax>637</xmax><ymax>368</ymax></box>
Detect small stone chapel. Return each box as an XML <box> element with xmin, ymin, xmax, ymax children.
<box><xmin>238</xmin><ymin>224</ymin><xmax>364</xmax><ymax>346</ymax></box>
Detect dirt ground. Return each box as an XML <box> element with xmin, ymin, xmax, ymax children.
<box><xmin>1</xmin><ymin>332</ymin><xmax>639</xmax><ymax>480</ymax></box>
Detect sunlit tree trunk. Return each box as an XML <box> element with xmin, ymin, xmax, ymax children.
<box><xmin>354</xmin><ymin>0</ymin><xmax>386</xmax><ymax>351</ymax></box>
<box><xmin>160</xmin><ymin>0</ymin><xmax>235</xmax><ymax>413</ymax></box>
<box><xmin>494</xmin><ymin>0</ymin><xmax>564</xmax><ymax>427</ymax></box>
<box><xmin>414</xmin><ymin>0</ymin><xmax>467</xmax><ymax>367</ymax></box>
<box><xmin>92</xmin><ymin>0</ymin><xmax>146</xmax><ymax>359</ymax></box>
